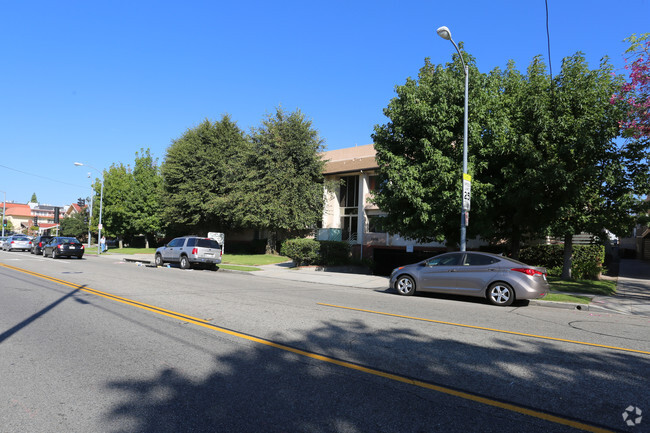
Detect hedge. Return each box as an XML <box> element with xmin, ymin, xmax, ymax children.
<box><xmin>280</xmin><ymin>239</ymin><xmax>351</xmax><ymax>267</ymax></box>
<box><xmin>519</xmin><ymin>244</ymin><xmax>605</xmax><ymax>280</ymax></box>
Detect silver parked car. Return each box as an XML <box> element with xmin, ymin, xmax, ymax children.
<box><xmin>389</xmin><ymin>251</ymin><xmax>548</xmax><ymax>306</ymax></box>
<box><xmin>155</xmin><ymin>236</ymin><xmax>222</xmax><ymax>270</ymax></box>
<box><xmin>3</xmin><ymin>235</ymin><xmax>33</xmax><ymax>252</ymax></box>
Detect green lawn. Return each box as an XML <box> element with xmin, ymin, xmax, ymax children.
<box><xmin>538</xmin><ymin>276</ymin><xmax>617</xmax><ymax>304</ymax></box>
<box><xmin>543</xmin><ymin>293</ymin><xmax>592</xmax><ymax>304</ymax></box>
<box><xmin>547</xmin><ymin>277</ymin><xmax>617</xmax><ymax>296</ymax></box>
<box><xmin>106</xmin><ymin>248</ymin><xmax>289</xmax><ymax>267</ymax></box>
<box><xmin>106</xmin><ymin>247</ymin><xmax>156</xmax><ymax>255</ymax></box>
<box><xmin>221</xmin><ymin>254</ymin><xmax>290</xmax><ymax>266</ymax></box>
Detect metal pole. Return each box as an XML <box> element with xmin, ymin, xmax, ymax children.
<box><xmin>88</xmin><ymin>195</ymin><xmax>93</xmax><ymax>249</ymax></box>
<box><xmin>1</xmin><ymin>190</ymin><xmax>5</xmax><ymax>237</ymax></box>
<box><xmin>460</xmin><ymin>64</ymin><xmax>468</xmax><ymax>252</ymax></box>
<box><xmin>98</xmin><ymin>178</ymin><xmax>104</xmax><ymax>255</ymax></box>
<box><xmin>437</xmin><ymin>28</ymin><xmax>469</xmax><ymax>252</ymax></box>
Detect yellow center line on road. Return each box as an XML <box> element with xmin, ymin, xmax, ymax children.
<box><xmin>317</xmin><ymin>303</ymin><xmax>650</xmax><ymax>356</ymax></box>
<box><xmin>0</xmin><ymin>263</ymin><xmax>210</xmax><ymax>324</ymax></box>
<box><xmin>1</xmin><ymin>263</ymin><xmax>616</xmax><ymax>433</ymax></box>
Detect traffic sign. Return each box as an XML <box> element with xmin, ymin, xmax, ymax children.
<box><xmin>462</xmin><ymin>173</ymin><xmax>472</xmax><ymax>211</ymax></box>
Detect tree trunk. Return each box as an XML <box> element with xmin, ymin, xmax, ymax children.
<box><xmin>266</xmin><ymin>232</ymin><xmax>277</xmax><ymax>254</ymax></box>
<box><xmin>561</xmin><ymin>233</ymin><xmax>573</xmax><ymax>280</ymax></box>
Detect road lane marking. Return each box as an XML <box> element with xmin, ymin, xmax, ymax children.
<box><xmin>317</xmin><ymin>303</ymin><xmax>650</xmax><ymax>356</ymax></box>
<box><xmin>0</xmin><ymin>263</ymin><xmax>210</xmax><ymax>324</ymax></box>
<box><xmin>0</xmin><ymin>263</ymin><xmax>617</xmax><ymax>433</ymax></box>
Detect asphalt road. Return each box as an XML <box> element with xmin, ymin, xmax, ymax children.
<box><xmin>1</xmin><ymin>250</ymin><xmax>649</xmax><ymax>433</ymax></box>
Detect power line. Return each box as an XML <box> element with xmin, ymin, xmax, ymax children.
<box><xmin>0</xmin><ymin>164</ymin><xmax>88</xmax><ymax>189</ymax></box>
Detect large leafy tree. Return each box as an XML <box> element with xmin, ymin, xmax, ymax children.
<box><xmin>131</xmin><ymin>148</ymin><xmax>163</xmax><ymax>248</ymax></box>
<box><xmin>93</xmin><ymin>163</ymin><xmax>134</xmax><ymax>243</ymax></box>
<box><xmin>61</xmin><ymin>211</ymin><xmax>87</xmax><ymax>239</ymax></box>
<box><xmin>476</xmin><ymin>57</ymin><xmax>556</xmax><ymax>257</ymax></box>
<box><xmin>161</xmin><ymin>116</ymin><xmax>250</xmax><ymax>235</ymax></box>
<box><xmin>241</xmin><ymin>107</ymin><xmax>326</xmax><ymax>252</ymax></box>
<box><xmin>546</xmin><ymin>54</ymin><xmax>638</xmax><ymax>278</ymax></box>
<box><xmin>371</xmin><ymin>51</ymin><xmax>491</xmax><ymax>247</ymax></box>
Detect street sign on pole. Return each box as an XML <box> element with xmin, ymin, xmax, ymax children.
<box><xmin>462</xmin><ymin>173</ymin><xmax>472</xmax><ymax>211</ymax></box>
<box><xmin>98</xmin><ymin>223</ymin><xmax>103</xmax><ymax>230</ymax></box>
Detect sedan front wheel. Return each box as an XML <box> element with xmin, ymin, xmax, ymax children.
<box><xmin>395</xmin><ymin>275</ymin><xmax>416</xmax><ymax>296</ymax></box>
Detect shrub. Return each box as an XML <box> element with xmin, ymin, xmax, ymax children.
<box><xmin>281</xmin><ymin>239</ymin><xmax>320</xmax><ymax>266</ymax></box>
<box><xmin>281</xmin><ymin>239</ymin><xmax>351</xmax><ymax>267</ymax></box>
<box><xmin>318</xmin><ymin>241</ymin><xmax>351</xmax><ymax>266</ymax></box>
<box><xmin>519</xmin><ymin>244</ymin><xmax>605</xmax><ymax>280</ymax></box>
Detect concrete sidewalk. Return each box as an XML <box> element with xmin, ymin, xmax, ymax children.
<box><xmin>590</xmin><ymin>259</ymin><xmax>650</xmax><ymax>317</ymax></box>
<box><xmin>98</xmin><ymin>253</ymin><xmax>650</xmax><ymax>316</ymax></box>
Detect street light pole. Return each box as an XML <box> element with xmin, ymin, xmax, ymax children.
<box><xmin>1</xmin><ymin>189</ymin><xmax>6</xmax><ymax>237</ymax></box>
<box><xmin>437</xmin><ymin>26</ymin><xmax>469</xmax><ymax>251</ymax></box>
<box><xmin>74</xmin><ymin>162</ymin><xmax>104</xmax><ymax>255</ymax></box>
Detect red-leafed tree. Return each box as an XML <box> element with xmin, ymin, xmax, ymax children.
<box><xmin>612</xmin><ymin>33</ymin><xmax>650</xmax><ymax>139</ymax></box>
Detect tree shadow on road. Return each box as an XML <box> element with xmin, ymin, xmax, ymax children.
<box><xmin>103</xmin><ymin>318</ymin><xmax>649</xmax><ymax>432</ymax></box>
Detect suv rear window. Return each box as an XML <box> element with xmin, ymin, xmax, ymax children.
<box><xmin>197</xmin><ymin>238</ymin><xmax>220</xmax><ymax>249</ymax></box>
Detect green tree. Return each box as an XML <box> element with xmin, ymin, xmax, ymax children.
<box><xmin>161</xmin><ymin>116</ymin><xmax>250</xmax><ymax>235</ymax></box>
<box><xmin>371</xmin><ymin>51</ymin><xmax>490</xmax><ymax>246</ymax></box>
<box><xmin>131</xmin><ymin>149</ymin><xmax>163</xmax><ymax>248</ymax></box>
<box><xmin>476</xmin><ymin>57</ymin><xmax>556</xmax><ymax>257</ymax></box>
<box><xmin>547</xmin><ymin>54</ymin><xmax>646</xmax><ymax>279</ymax></box>
<box><xmin>60</xmin><ymin>211</ymin><xmax>87</xmax><ymax>239</ymax></box>
<box><xmin>242</xmin><ymin>107</ymin><xmax>326</xmax><ymax>252</ymax></box>
<box><xmin>93</xmin><ymin>163</ymin><xmax>134</xmax><ymax>244</ymax></box>
<box><xmin>30</xmin><ymin>193</ymin><xmax>38</xmax><ymax>203</ymax></box>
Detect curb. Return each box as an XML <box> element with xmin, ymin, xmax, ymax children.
<box><xmin>530</xmin><ymin>299</ymin><xmax>620</xmax><ymax>314</ymax></box>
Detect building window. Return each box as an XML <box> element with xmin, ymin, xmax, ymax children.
<box><xmin>339</xmin><ymin>176</ymin><xmax>359</xmax><ymax>208</ymax></box>
<box><xmin>339</xmin><ymin>176</ymin><xmax>359</xmax><ymax>241</ymax></box>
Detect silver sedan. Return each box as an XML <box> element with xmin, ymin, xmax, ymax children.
<box><xmin>389</xmin><ymin>251</ymin><xmax>549</xmax><ymax>306</ymax></box>
<box><xmin>3</xmin><ymin>235</ymin><xmax>33</xmax><ymax>252</ymax></box>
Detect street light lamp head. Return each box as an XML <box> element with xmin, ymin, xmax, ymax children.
<box><xmin>74</xmin><ymin>162</ymin><xmax>84</xmax><ymax>166</ymax></box>
<box><xmin>436</xmin><ymin>26</ymin><xmax>452</xmax><ymax>41</ymax></box>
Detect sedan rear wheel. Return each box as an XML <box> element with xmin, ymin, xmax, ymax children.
<box><xmin>52</xmin><ymin>249</ymin><xmax>58</xmax><ymax>259</ymax></box>
<box><xmin>487</xmin><ymin>282</ymin><xmax>515</xmax><ymax>306</ymax></box>
<box><xmin>395</xmin><ymin>275</ymin><xmax>416</xmax><ymax>296</ymax></box>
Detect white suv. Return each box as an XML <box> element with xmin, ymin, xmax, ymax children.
<box><xmin>155</xmin><ymin>236</ymin><xmax>223</xmax><ymax>270</ymax></box>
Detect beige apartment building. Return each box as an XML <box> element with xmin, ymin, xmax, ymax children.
<box><xmin>319</xmin><ymin>144</ymin><xmax>447</xmax><ymax>264</ymax></box>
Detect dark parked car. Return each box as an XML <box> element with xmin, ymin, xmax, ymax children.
<box><xmin>42</xmin><ymin>237</ymin><xmax>85</xmax><ymax>259</ymax></box>
<box><xmin>155</xmin><ymin>236</ymin><xmax>222</xmax><ymax>269</ymax></box>
<box><xmin>31</xmin><ymin>235</ymin><xmax>55</xmax><ymax>255</ymax></box>
<box><xmin>389</xmin><ymin>251</ymin><xmax>549</xmax><ymax>306</ymax></box>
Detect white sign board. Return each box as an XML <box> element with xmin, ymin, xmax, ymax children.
<box><xmin>462</xmin><ymin>173</ymin><xmax>472</xmax><ymax>211</ymax></box>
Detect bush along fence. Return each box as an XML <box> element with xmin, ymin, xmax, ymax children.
<box><xmin>280</xmin><ymin>239</ymin><xmax>351</xmax><ymax>267</ymax></box>
<box><xmin>519</xmin><ymin>244</ymin><xmax>605</xmax><ymax>280</ymax></box>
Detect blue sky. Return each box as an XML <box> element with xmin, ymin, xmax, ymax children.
<box><xmin>1</xmin><ymin>0</ymin><xmax>648</xmax><ymax>207</ymax></box>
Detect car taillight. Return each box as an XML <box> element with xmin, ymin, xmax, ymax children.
<box><xmin>81</xmin><ymin>245</ymin><xmax>84</xmax><ymax>250</ymax></box>
<box><xmin>39</xmin><ymin>242</ymin><xmax>43</xmax><ymax>247</ymax></box>
<box><xmin>511</xmin><ymin>268</ymin><xmax>544</xmax><ymax>277</ymax></box>
<box><xmin>191</xmin><ymin>248</ymin><xmax>198</xmax><ymax>255</ymax></box>
<box><xmin>58</xmin><ymin>244</ymin><xmax>63</xmax><ymax>250</ymax></box>
<box><xmin>11</xmin><ymin>241</ymin><xmax>14</xmax><ymax>245</ymax></box>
